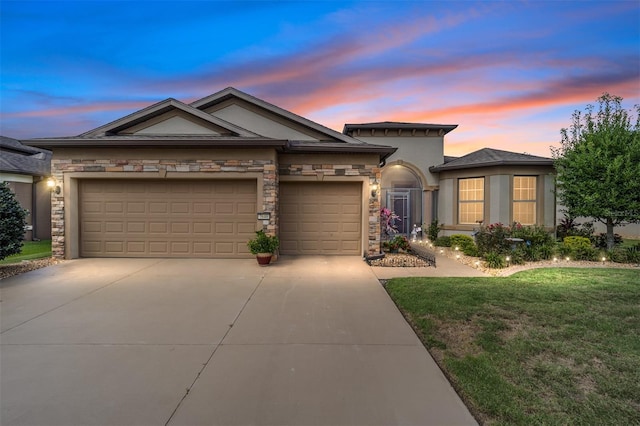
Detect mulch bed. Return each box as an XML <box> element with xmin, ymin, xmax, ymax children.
<box><xmin>367</xmin><ymin>253</ymin><xmax>431</xmax><ymax>267</ymax></box>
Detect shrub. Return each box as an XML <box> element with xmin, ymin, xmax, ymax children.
<box><xmin>556</xmin><ymin>215</ymin><xmax>595</xmax><ymax>241</ymax></box>
<box><xmin>434</xmin><ymin>236</ymin><xmax>452</xmax><ymax>247</ymax></box>
<box><xmin>512</xmin><ymin>224</ymin><xmax>555</xmax><ymax>261</ymax></box>
<box><xmin>609</xmin><ymin>244</ymin><xmax>640</xmax><ymax>264</ymax></box>
<box><xmin>593</xmin><ymin>232</ymin><xmax>623</xmax><ymax>249</ymax></box>
<box><xmin>0</xmin><ymin>182</ymin><xmax>27</xmax><ymax>260</ymax></box>
<box><xmin>386</xmin><ymin>235</ymin><xmax>411</xmax><ymax>252</ymax></box>
<box><xmin>561</xmin><ymin>236</ymin><xmax>597</xmax><ymax>261</ymax></box>
<box><xmin>450</xmin><ymin>234</ymin><xmax>478</xmax><ymax>257</ymax></box>
<box><xmin>475</xmin><ymin>223</ymin><xmax>512</xmax><ymax>256</ymax></box>
<box><xmin>484</xmin><ymin>252</ymin><xmax>506</xmax><ymax>268</ymax></box>
<box><xmin>427</xmin><ymin>219</ymin><xmax>443</xmax><ymax>242</ymax></box>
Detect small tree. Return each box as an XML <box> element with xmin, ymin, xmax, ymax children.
<box><xmin>0</xmin><ymin>182</ymin><xmax>28</xmax><ymax>260</ymax></box>
<box><xmin>552</xmin><ymin>94</ymin><xmax>640</xmax><ymax>250</ymax></box>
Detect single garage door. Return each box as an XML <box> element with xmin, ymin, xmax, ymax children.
<box><xmin>280</xmin><ymin>181</ymin><xmax>362</xmax><ymax>255</ymax></box>
<box><xmin>79</xmin><ymin>179</ymin><xmax>256</xmax><ymax>258</ymax></box>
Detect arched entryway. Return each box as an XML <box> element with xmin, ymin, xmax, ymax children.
<box><xmin>381</xmin><ymin>164</ymin><xmax>424</xmax><ymax>237</ymax></box>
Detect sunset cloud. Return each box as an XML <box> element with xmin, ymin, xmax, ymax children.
<box><xmin>1</xmin><ymin>1</ymin><xmax>637</xmax><ymax>156</ymax></box>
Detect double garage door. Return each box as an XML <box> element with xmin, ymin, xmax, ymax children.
<box><xmin>80</xmin><ymin>179</ymin><xmax>257</xmax><ymax>258</ymax></box>
<box><xmin>79</xmin><ymin>180</ymin><xmax>362</xmax><ymax>258</ymax></box>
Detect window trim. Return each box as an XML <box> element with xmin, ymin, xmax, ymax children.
<box><xmin>512</xmin><ymin>175</ymin><xmax>537</xmax><ymax>225</ymax></box>
<box><xmin>458</xmin><ymin>177</ymin><xmax>485</xmax><ymax>225</ymax></box>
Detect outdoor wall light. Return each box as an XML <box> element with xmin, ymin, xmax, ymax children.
<box><xmin>47</xmin><ymin>178</ymin><xmax>61</xmax><ymax>195</ymax></box>
<box><xmin>370</xmin><ymin>182</ymin><xmax>379</xmax><ymax>197</ymax></box>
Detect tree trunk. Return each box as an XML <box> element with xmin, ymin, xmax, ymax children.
<box><xmin>606</xmin><ymin>217</ymin><xmax>615</xmax><ymax>251</ymax></box>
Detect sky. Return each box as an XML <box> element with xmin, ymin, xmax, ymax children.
<box><xmin>1</xmin><ymin>0</ymin><xmax>638</xmax><ymax>157</ymax></box>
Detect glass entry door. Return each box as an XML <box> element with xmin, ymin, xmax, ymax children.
<box><xmin>387</xmin><ymin>191</ymin><xmax>410</xmax><ymax>235</ymax></box>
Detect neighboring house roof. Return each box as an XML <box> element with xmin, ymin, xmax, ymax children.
<box><xmin>0</xmin><ymin>136</ymin><xmax>51</xmax><ymax>176</ymax></box>
<box><xmin>429</xmin><ymin>148</ymin><xmax>553</xmax><ymax>172</ymax></box>
<box><xmin>443</xmin><ymin>155</ymin><xmax>458</xmax><ymax>163</ymax></box>
<box><xmin>343</xmin><ymin>122</ymin><xmax>458</xmax><ymax>137</ymax></box>
<box><xmin>24</xmin><ymin>87</ymin><xmax>397</xmax><ymax>160</ymax></box>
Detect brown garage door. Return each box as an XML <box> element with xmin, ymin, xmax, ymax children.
<box><xmin>280</xmin><ymin>182</ymin><xmax>362</xmax><ymax>255</ymax></box>
<box><xmin>79</xmin><ymin>179</ymin><xmax>256</xmax><ymax>258</ymax></box>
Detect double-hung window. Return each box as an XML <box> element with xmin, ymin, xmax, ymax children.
<box><xmin>513</xmin><ymin>176</ymin><xmax>536</xmax><ymax>224</ymax></box>
<box><xmin>458</xmin><ymin>177</ymin><xmax>484</xmax><ymax>224</ymax></box>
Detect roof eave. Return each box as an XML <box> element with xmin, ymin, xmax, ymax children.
<box><xmin>22</xmin><ymin>138</ymin><xmax>288</xmax><ymax>149</ymax></box>
<box><xmin>430</xmin><ymin>160</ymin><xmax>554</xmax><ymax>172</ymax></box>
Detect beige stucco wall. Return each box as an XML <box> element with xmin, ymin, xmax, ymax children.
<box><xmin>354</xmin><ymin>135</ymin><xmax>444</xmax><ymax>187</ymax></box>
<box><xmin>208</xmin><ymin>102</ymin><xmax>320</xmax><ymax>141</ymax></box>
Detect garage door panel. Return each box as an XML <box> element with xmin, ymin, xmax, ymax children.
<box><xmin>127</xmin><ymin>222</ymin><xmax>146</xmax><ymax>233</ymax></box>
<box><xmin>105</xmin><ymin>241</ymin><xmax>124</xmax><ymax>254</ymax></box>
<box><xmin>80</xmin><ymin>179</ymin><xmax>256</xmax><ymax>258</ymax></box>
<box><xmin>280</xmin><ymin>182</ymin><xmax>362</xmax><ymax>255</ymax></box>
<box><xmin>127</xmin><ymin>202</ymin><xmax>146</xmax><ymax>213</ymax></box>
<box><xmin>127</xmin><ymin>242</ymin><xmax>145</xmax><ymax>253</ymax></box>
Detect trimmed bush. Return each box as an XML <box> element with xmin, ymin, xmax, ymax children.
<box><xmin>450</xmin><ymin>234</ymin><xmax>478</xmax><ymax>257</ymax></box>
<box><xmin>561</xmin><ymin>236</ymin><xmax>597</xmax><ymax>261</ymax></box>
<box><xmin>434</xmin><ymin>236</ymin><xmax>452</xmax><ymax>247</ymax></box>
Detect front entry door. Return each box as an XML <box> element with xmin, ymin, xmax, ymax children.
<box><xmin>387</xmin><ymin>191</ymin><xmax>410</xmax><ymax>235</ymax></box>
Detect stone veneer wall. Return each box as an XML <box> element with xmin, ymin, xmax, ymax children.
<box><xmin>279</xmin><ymin>163</ymin><xmax>381</xmax><ymax>256</ymax></box>
<box><xmin>50</xmin><ymin>158</ymin><xmax>277</xmax><ymax>258</ymax></box>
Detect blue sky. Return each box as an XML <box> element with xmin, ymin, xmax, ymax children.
<box><xmin>1</xmin><ymin>0</ymin><xmax>638</xmax><ymax>156</ymax></box>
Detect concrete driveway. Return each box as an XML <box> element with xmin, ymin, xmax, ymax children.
<box><xmin>1</xmin><ymin>257</ymin><xmax>476</xmax><ymax>426</ymax></box>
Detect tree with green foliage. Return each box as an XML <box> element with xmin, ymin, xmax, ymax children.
<box><xmin>552</xmin><ymin>93</ymin><xmax>640</xmax><ymax>250</ymax></box>
<box><xmin>0</xmin><ymin>182</ymin><xmax>28</xmax><ymax>260</ymax></box>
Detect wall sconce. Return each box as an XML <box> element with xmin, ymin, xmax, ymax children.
<box><xmin>47</xmin><ymin>178</ymin><xmax>61</xmax><ymax>194</ymax></box>
<box><xmin>370</xmin><ymin>181</ymin><xmax>379</xmax><ymax>197</ymax></box>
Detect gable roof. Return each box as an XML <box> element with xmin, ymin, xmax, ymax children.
<box><xmin>81</xmin><ymin>98</ymin><xmax>258</xmax><ymax>137</ymax></box>
<box><xmin>429</xmin><ymin>148</ymin><xmax>553</xmax><ymax>172</ymax></box>
<box><xmin>23</xmin><ymin>87</ymin><xmax>396</xmax><ymax>159</ymax></box>
<box><xmin>0</xmin><ymin>136</ymin><xmax>51</xmax><ymax>176</ymax></box>
<box><xmin>191</xmin><ymin>87</ymin><xmax>368</xmax><ymax>145</ymax></box>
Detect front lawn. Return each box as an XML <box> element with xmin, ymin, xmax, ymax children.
<box><xmin>0</xmin><ymin>240</ymin><xmax>52</xmax><ymax>264</ymax></box>
<box><xmin>386</xmin><ymin>268</ymin><xmax>640</xmax><ymax>425</ymax></box>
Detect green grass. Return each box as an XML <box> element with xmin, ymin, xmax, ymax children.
<box><xmin>0</xmin><ymin>240</ymin><xmax>52</xmax><ymax>264</ymax></box>
<box><xmin>386</xmin><ymin>268</ymin><xmax>640</xmax><ymax>425</ymax></box>
<box><xmin>621</xmin><ymin>238</ymin><xmax>640</xmax><ymax>248</ymax></box>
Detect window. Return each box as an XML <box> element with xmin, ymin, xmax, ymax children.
<box><xmin>513</xmin><ymin>176</ymin><xmax>536</xmax><ymax>224</ymax></box>
<box><xmin>458</xmin><ymin>177</ymin><xmax>484</xmax><ymax>224</ymax></box>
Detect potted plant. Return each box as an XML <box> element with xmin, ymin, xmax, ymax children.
<box><xmin>247</xmin><ymin>230</ymin><xmax>279</xmax><ymax>265</ymax></box>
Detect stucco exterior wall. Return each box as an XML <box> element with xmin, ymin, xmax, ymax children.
<box><xmin>489</xmin><ymin>175</ymin><xmax>510</xmax><ymax>225</ymax></box>
<box><xmin>354</xmin><ymin>135</ymin><xmax>444</xmax><ymax>187</ymax></box>
<box><xmin>437</xmin><ymin>178</ymin><xmax>454</xmax><ymax>227</ymax></box>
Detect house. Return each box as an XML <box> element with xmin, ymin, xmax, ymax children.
<box><xmin>24</xmin><ymin>87</ymin><xmax>635</xmax><ymax>260</ymax></box>
<box><xmin>0</xmin><ymin>136</ymin><xmax>52</xmax><ymax>240</ymax></box>
<box><xmin>25</xmin><ymin>88</ymin><xmax>396</xmax><ymax>259</ymax></box>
